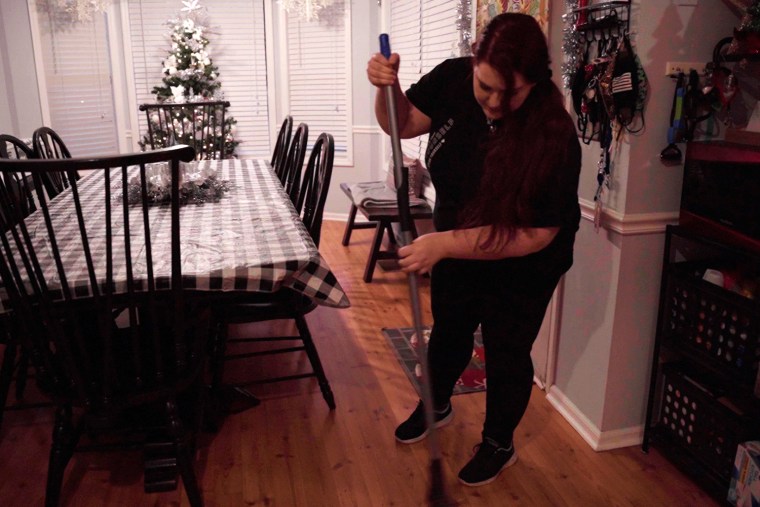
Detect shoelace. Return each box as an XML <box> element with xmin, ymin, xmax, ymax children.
<box><xmin>473</xmin><ymin>438</ymin><xmax>512</xmax><ymax>455</ymax></box>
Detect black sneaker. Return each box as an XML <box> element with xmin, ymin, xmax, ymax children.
<box><xmin>458</xmin><ymin>438</ymin><xmax>517</xmax><ymax>486</ymax></box>
<box><xmin>394</xmin><ymin>400</ymin><xmax>453</xmax><ymax>444</ymax></box>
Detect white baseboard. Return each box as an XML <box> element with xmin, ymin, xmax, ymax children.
<box><xmin>325</xmin><ymin>212</ymin><xmax>364</xmax><ymax>223</ymax></box>
<box><xmin>545</xmin><ymin>385</ymin><xmax>643</xmax><ymax>451</ymax></box>
<box><xmin>578</xmin><ymin>198</ymin><xmax>679</xmax><ymax>236</ymax></box>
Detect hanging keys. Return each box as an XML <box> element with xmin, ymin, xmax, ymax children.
<box><xmin>594</xmin><ymin>195</ymin><xmax>603</xmax><ymax>232</ymax></box>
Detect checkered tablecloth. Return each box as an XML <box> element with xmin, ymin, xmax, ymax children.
<box><xmin>2</xmin><ymin>158</ymin><xmax>349</xmax><ymax>310</ymax></box>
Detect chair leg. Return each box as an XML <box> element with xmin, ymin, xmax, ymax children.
<box><xmin>209</xmin><ymin>321</ymin><xmax>227</xmax><ymax>395</ymax></box>
<box><xmin>45</xmin><ymin>405</ymin><xmax>77</xmax><ymax>507</ymax></box>
<box><xmin>342</xmin><ymin>204</ymin><xmax>359</xmax><ymax>246</ymax></box>
<box><xmin>363</xmin><ymin>221</ymin><xmax>386</xmax><ymax>283</ymax></box>
<box><xmin>165</xmin><ymin>399</ymin><xmax>203</xmax><ymax>507</ymax></box>
<box><xmin>294</xmin><ymin>314</ymin><xmax>335</xmax><ymax>410</ymax></box>
<box><xmin>205</xmin><ymin>321</ymin><xmax>229</xmax><ymax>432</ymax></box>
<box><xmin>15</xmin><ymin>349</ymin><xmax>28</xmax><ymax>401</ymax></box>
<box><xmin>385</xmin><ymin>222</ymin><xmax>397</xmax><ymax>246</ymax></box>
<box><xmin>0</xmin><ymin>341</ymin><xmax>17</xmax><ymax>433</ymax></box>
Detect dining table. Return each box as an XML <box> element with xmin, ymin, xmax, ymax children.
<box><xmin>0</xmin><ymin>157</ymin><xmax>350</xmax><ymax>312</ymax></box>
<box><xmin>2</xmin><ymin>154</ymin><xmax>351</xmax><ymax>481</ymax></box>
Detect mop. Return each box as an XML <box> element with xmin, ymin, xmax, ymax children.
<box><xmin>379</xmin><ymin>34</ymin><xmax>457</xmax><ymax>507</ymax></box>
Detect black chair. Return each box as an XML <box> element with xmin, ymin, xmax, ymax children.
<box><xmin>140</xmin><ymin>100</ymin><xmax>231</xmax><ymax>160</ymax></box>
<box><xmin>210</xmin><ymin>133</ymin><xmax>336</xmax><ymax>411</ymax></box>
<box><xmin>32</xmin><ymin>126</ymin><xmax>77</xmax><ymax>199</ymax></box>
<box><xmin>0</xmin><ymin>145</ymin><xmax>207</xmax><ymax>506</ymax></box>
<box><xmin>295</xmin><ymin>132</ymin><xmax>335</xmax><ymax>244</ymax></box>
<box><xmin>280</xmin><ymin>122</ymin><xmax>308</xmax><ymax>207</ymax></box>
<box><xmin>0</xmin><ymin>134</ymin><xmax>48</xmax><ymax>433</ymax></box>
<box><xmin>0</xmin><ymin>134</ymin><xmax>34</xmax><ymax>160</ymax></box>
<box><xmin>0</xmin><ymin>134</ymin><xmax>37</xmax><ymax>218</ymax></box>
<box><xmin>271</xmin><ymin>115</ymin><xmax>293</xmax><ymax>180</ymax></box>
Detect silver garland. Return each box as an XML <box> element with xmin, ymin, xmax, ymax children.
<box><xmin>127</xmin><ymin>176</ymin><xmax>230</xmax><ymax>206</ymax></box>
<box><xmin>456</xmin><ymin>0</ymin><xmax>473</xmax><ymax>57</ymax></box>
<box><xmin>561</xmin><ymin>0</ymin><xmax>584</xmax><ymax>89</ymax></box>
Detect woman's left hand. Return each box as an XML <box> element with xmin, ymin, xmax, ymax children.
<box><xmin>397</xmin><ymin>233</ymin><xmax>446</xmax><ymax>275</ymax></box>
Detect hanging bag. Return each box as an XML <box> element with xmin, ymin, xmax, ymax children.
<box><xmin>599</xmin><ymin>34</ymin><xmax>647</xmax><ymax>132</ymax></box>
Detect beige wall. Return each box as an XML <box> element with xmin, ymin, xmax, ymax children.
<box><xmin>548</xmin><ymin>1</ymin><xmax>742</xmax><ymax>449</ymax></box>
<box><xmin>0</xmin><ymin>0</ymin><xmax>42</xmax><ymax>137</ymax></box>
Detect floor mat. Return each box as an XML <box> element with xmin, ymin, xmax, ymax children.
<box><xmin>381</xmin><ymin>326</ymin><xmax>485</xmax><ymax>396</ymax></box>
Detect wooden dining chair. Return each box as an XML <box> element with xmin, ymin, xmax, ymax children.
<box><xmin>280</xmin><ymin>122</ymin><xmax>309</xmax><ymax>206</ymax></box>
<box><xmin>0</xmin><ymin>145</ymin><xmax>207</xmax><ymax>506</ymax></box>
<box><xmin>0</xmin><ymin>134</ymin><xmax>50</xmax><ymax>434</ymax></box>
<box><xmin>210</xmin><ymin>133</ymin><xmax>336</xmax><ymax>412</ymax></box>
<box><xmin>32</xmin><ymin>126</ymin><xmax>78</xmax><ymax>199</ymax></box>
<box><xmin>140</xmin><ymin>100</ymin><xmax>231</xmax><ymax>160</ymax></box>
<box><xmin>0</xmin><ymin>134</ymin><xmax>37</xmax><ymax>218</ymax></box>
<box><xmin>271</xmin><ymin>115</ymin><xmax>293</xmax><ymax>180</ymax></box>
<box><xmin>0</xmin><ymin>134</ymin><xmax>34</xmax><ymax>160</ymax></box>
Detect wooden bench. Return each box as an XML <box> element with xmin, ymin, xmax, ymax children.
<box><xmin>340</xmin><ymin>182</ymin><xmax>433</xmax><ymax>282</ymax></box>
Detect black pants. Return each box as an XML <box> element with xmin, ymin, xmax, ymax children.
<box><xmin>428</xmin><ymin>258</ymin><xmax>560</xmax><ymax>446</ymax></box>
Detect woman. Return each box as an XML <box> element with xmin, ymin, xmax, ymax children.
<box><xmin>367</xmin><ymin>13</ymin><xmax>581</xmax><ymax>487</ymax></box>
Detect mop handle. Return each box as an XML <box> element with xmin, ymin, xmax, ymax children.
<box><xmin>379</xmin><ymin>33</ymin><xmax>409</xmax><ymax>219</ymax></box>
<box><xmin>379</xmin><ymin>35</ymin><xmax>455</xmax><ymax>507</ymax></box>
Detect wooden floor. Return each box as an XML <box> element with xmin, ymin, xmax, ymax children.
<box><xmin>0</xmin><ymin>220</ymin><xmax>720</xmax><ymax>506</ymax></box>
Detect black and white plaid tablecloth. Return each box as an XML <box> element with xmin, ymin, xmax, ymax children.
<box><xmin>2</xmin><ymin>159</ymin><xmax>349</xmax><ymax>310</ymax></box>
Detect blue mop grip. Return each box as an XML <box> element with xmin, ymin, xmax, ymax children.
<box><xmin>380</xmin><ymin>33</ymin><xmax>391</xmax><ymax>59</ymax></box>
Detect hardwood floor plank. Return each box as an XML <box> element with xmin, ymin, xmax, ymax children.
<box><xmin>0</xmin><ymin>220</ymin><xmax>721</xmax><ymax>506</ymax></box>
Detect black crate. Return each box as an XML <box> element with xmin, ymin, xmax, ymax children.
<box><xmin>660</xmin><ymin>364</ymin><xmax>755</xmax><ymax>481</ymax></box>
<box><xmin>664</xmin><ymin>262</ymin><xmax>760</xmax><ymax>387</ymax></box>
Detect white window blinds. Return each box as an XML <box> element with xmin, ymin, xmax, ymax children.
<box><xmin>389</xmin><ymin>0</ymin><xmax>460</xmax><ymax>164</ymax></box>
<box><xmin>127</xmin><ymin>0</ymin><xmax>270</xmax><ymax>158</ymax></box>
<box><xmin>390</xmin><ymin>0</ymin><xmax>421</xmax><ymax>161</ymax></box>
<box><xmin>32</xmin><ymin>7</ymin><xmax>118</xmax><ymax>157</ymax></box>
<box><xmin>283</xmin><ymin>2</ymin><xmax>352</xmax><ymax>163</ymax></box>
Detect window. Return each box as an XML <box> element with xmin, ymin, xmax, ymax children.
<box><xmin>281</xmin><ymin>1</ymin><xmax>352</xmax><ymax>164</ymax></box>
<box><xmin>127</xmin><ymin>0</ymin><xmax>271</xmax><ymax>158</ymax></box>
<box><xmin>29</xmin><ymin>3</ymin><xmax>118</xmax><ymax>157</ymax></box>
<box><xmin>390</xmin><ymin>0</ymin><xmax>461</xmax><ymax>164</ymax></box>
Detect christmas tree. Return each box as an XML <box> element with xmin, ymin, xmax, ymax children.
<box><xmin>140</xmin><ymin>0</ymin><xmax>239</xmax><ymax>158</ymax></box>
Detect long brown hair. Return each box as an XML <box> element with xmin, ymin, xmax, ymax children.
<box><xmin>462</xmin><ymin>13</ymin><xmax>575</xmax><ymax>251</ymax></box>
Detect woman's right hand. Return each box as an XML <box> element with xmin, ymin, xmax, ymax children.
<box><xmin>367</xmin><ymin>52</ymin><xmax>400</xmax><ymax>88</ymax></box>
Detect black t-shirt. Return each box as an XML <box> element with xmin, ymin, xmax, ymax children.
<box><xmin>406</xmin><ymin>57</ymin><xmax>489</xmax><ymax>232</ymax></box>
<box><xmin>405</xmin><ymin>57</ymin><xmax>581</xmax><ymax>285</ymax></box>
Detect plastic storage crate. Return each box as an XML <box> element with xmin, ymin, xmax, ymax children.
<box><xmin>660</xmin><ymin>364</ymin><xmax>755</xmax><ymax>481</ymax></box>
<box><xmin>664</xmin><ymin>262</ymin><xmax>760</xmax><ymax>387</ymax></box>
